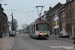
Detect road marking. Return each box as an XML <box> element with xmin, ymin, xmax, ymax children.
<box><xmin>50</xmin><ymin>46</ymin><xmax>74</xmax><ymax>50</ymax></box>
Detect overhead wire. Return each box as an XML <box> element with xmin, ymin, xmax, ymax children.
<box><xmin>39</xmin><ymin>0</ymin><xmax>45</xmax><ymax>6</ymax></box>
<box><xmin>13</xmin><ymin>6</ymin><xmax>35</xmax><ymax>10</ymax></box>
<box><xmin>36</xmin><ymin>0</ymin><xmax>44</xmax><ymax>17</ymax></box>
<box><xmin>6</xmin><ymin>0</ymin><xmax>55</xmax><ymax>24</ymax></box>
<box><xmin>24</xmin><ymin>0</ymin><xmax>45</xmax><ymax>23</ymax></box>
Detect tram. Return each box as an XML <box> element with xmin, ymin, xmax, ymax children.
<box><xmin>28</xmin><ymin>20</ymin><xmax>50</xmax><ymax>39</ymax></box>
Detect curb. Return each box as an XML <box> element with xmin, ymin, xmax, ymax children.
<box><xmin>7</xmin><ymin>37</ymin><xmax>16</xmax><ymax>50</ymax></box>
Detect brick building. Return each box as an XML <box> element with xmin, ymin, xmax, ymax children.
<box><xmin>2</xmin><ymin>12</ymin><xmax>8</xmax><ymax>33</ymax></box>
<box><xmin>58</xmin><ymin>5</ymin><xmax>65</xmax><ymax>33</ymax></box>
<box><xmin>65</xmin><ymin>0</ymin><xmax>75</xmax><ymax>35</ymax></box>
<box><xmin>0</xmin><ymin>4</ymin><xmax>8</xmax><ymax>37</ymax></box>
<box><xmin>46</xmin><ymin>2</ymin><xmax>64</xmax><ymax>34</ymax></box>
<box><xmin>57</xmin><ymin>0</ymin><xmax>75</xmax><ymax>36</ymax></box>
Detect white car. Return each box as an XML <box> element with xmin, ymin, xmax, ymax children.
<box><xmin>59</xmin><ymin>31</ymin><xmax>69</xmax><ymax>38</ymax></box>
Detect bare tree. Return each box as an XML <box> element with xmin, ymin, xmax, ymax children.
<box><xmin>11</xmin><ymin>19</ymin><xmax>18</xmax><ymax>31</ymax></box>
<box><xmin>13</xmin><ymin>19</ymin><xmax>18</xmax><ymax>30</ymax></box>
<box><xmin>22</xmin><ymin>24</ymin><xmax>28</xmax><ymax>29</ymax></box>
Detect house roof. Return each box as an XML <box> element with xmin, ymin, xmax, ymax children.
<box><xmin>65</xmin><ymin>0</ymin><xmax>74</xmax><ymax>5</ymax></box>
<box><xmin>46</xmin><ymin>2</ymin><xmax>64</xmax><ymax>19</ymax></box>
<box><xmin>3</xmin><ymin>12</ymin><xmax>8</xmax><ymax>18</ymax></box>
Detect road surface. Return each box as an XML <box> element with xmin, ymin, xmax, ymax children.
<box><xmin>12</xmin><ymin>34</ymin><xmax>75</xmax><ymax>50</ymax></box>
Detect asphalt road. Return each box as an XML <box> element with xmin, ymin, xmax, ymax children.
<box><xmin>12</xmin><ymin>34</ymin><xmax>75</xmax><ymax>50</ymax></box>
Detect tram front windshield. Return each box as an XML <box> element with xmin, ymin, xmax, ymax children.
<box><xmin>36</xmin><ymin>23</ymin><xmax>48</xmax><ymax>31</ymax></box>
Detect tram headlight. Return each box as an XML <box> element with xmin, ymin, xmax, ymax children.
<box><xmin>39</xmin><ymin>33</ymin><xmax>42</xmax><ymax>35</ymax></box>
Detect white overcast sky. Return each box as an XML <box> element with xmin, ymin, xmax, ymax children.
<box><xmin>0</xmin><ymin>0</ymin><xmax>66</xmax><ymax>29</ymax></box>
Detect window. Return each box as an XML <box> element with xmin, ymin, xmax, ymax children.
<box><xmin>67</xmin><ymin>4</ymin><xmax>68</xmax><ymax>10</ymax></box>
<box><xmin>36</xmin><ymin>24</ymin><xmax>38</xmax><ymax>30</ymax></box>
<box><xmin>62</xmin><ymin>18</ymin><xmax>64</xmax><ymax>22</ymax></box>
<box><xmin>57</xmin><ymin>20</ymin><xmax>59</xmax><ymax>25</ymax></box>
<box><xmin>73</xmin><ymin>8</ymin><xmax>74</xmax><ymax>17</ymax></box>
<box><xmin>54</xmin><ymin>21</ymin><xmax>56</xmax><ymax>25</ymax></box>
<box><xmin>70</xmin><ymin>3</ymin><xmax>71</xmax><ymax>7</ymax></box>
<box><xmin>67</xmin><ymin>11</ymin><xmax>68</xmax><ymax>18</ymax></box>
<box><xmin>34</xmin><ymin>25</ymin><xmax>35</xmax><ymax>33</ymax></box>
<box><xmin>62</xmin><ymin>11</ymin><xmax>64</xmax><ymax>15</ymax></box>
<box><xmin>38</xmin><ymin>23</ymin><xmax>48</xmax><ymax>31</ymax></box>
<box><xmin>69</xmin><ymin>10</ymin><xmax>71</xmax><ymax>17</ymax></box>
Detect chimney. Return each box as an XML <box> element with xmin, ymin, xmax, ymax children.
<box><xmin>49</xmin><ymin>6</ymin><xmax>51</xmax><ymax>10</ymax></box>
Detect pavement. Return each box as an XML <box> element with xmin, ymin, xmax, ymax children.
<box><xmin>0</xmin><ymin>34</ymin><xmax>16</xmax><ymax>50</ymax></box>
<box><xmin>50</xmin><ymin>34</ymin><xmax>73</xmax><ymax>40</ymax></box>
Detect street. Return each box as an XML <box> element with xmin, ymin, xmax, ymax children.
<box><xmin>12</xmin><ymin>34</ymin><xmax>75</xmax><ymax>50</ymax></box>
<box><xmin>0</xmin><ymin>0</ymin><xmax>75</xmax><ymax>50</ymax></box>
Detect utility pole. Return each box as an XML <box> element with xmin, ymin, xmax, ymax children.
<box><xmin>36</xmin><ymin>6</ymin><xmax>44</xmax><ymax>17</ymax></box>
<box><xmin>59</xmin><ymin>14</ymin><xmax>61</xmax><ymax>31</ymax></box>
<box><xmin>11</xmin><ymin>12</ymin><xmax>14</xmax><ymax>31</ymax></box>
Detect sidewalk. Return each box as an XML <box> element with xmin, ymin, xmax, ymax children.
<box><xmin>0</xmin><ymin>35</ymin><xmax>16</xmax><ymax>50</ymax></box>
<box><xmin>50</xmin><ymin>34</ymin><xmax>73</xmax><ymax>40</ymax></box>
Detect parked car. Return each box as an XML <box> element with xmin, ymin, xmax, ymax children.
<box><xmin>73</xmin><ymin>34</ymin><xmax>75</xmax><ymax>44</ymax></box>
<box><xmin>9</xmin><ymin>31</ymin><xmax>16</xmax><ymax>36</ymax></box>
<box><xmin>59</xmin><ymin>31</ymin><xmax>69</xmax><ymax>38</ymax></box>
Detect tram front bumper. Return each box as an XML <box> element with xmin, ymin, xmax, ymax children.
<box><xmin>39</xmin><ymin>33</ymin><xmax>49</xmax><ymax>38</ymax></box>
<box><xmin>39</xmin><ymin>33</ymin><xmax>47</xmax><ymax>35</ymax></box>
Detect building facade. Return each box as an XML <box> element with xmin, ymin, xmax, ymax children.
<box><xmin>0</xmin><ymin>4</ymin><xmax>8</xmax><ymax>37</ymax></box>
<box><xmin>58</xmin><ymin>5</ymin><xmax>66</xmax><ymax>33</ymax></box>
<box><xmin>57</xmin><ymin>0</ymin><xmax>75</xmax><ymax>36</ymax></box>
<box><xmin>2</xmin><ymin>12</ymin><xmax>8</xmax><ymax>34</ymax></box>
<box><xmin>47</xmin><ymin>2</ymin><xmax>64</xmax><ymax>35</ymax></box>
<box><xmin>65</xmin><ymin>0</ymin><xmax>75</xmax><ymax>35</ymax></box>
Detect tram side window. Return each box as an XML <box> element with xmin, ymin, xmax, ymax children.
<box><xmin>36</xmin><ymin>24</ymin><xmax>38</xmax><ymax>31</ymax></box>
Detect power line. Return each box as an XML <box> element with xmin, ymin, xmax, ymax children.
<box><xmin>7</xmin><ymin>0</ymin><xmax>54</xmax><ymax>25</ymax></box>
<box><xmin>4</xmin><ymin>0</ymin><xmax>45</xmax><ymax>11</ymax></box>
<box><xmin>14</xmin><ymin>6</ymin><xmax>35</xmax><ymax>10</ymax></box>
<box><xmin>39</xmin><ymin>0</ymin><xmax>45</xmax><ymax>5</ymax></box>
<box><xmin>43</xmin><ymin>3</ymin><xmax>56</xmax><ymax>6</ymax></box>
<box><xmin>19</xmin><ymin>0</ymin><xmax>46</xmax><ymax>25</ymax></box>
<box><xmin>25</xmin><ymin>9</ymin><xmax>36</xmax><ymax>21</ymax></box>
<box><xmin>25</xmin><ymin>0</ymin><xmax>45</xmax><ymax>22</ymax></box>
<box><xmin>4</xmin><ymin>3</ymin><xmax>55</xmax><ymax>12</ymax></box>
